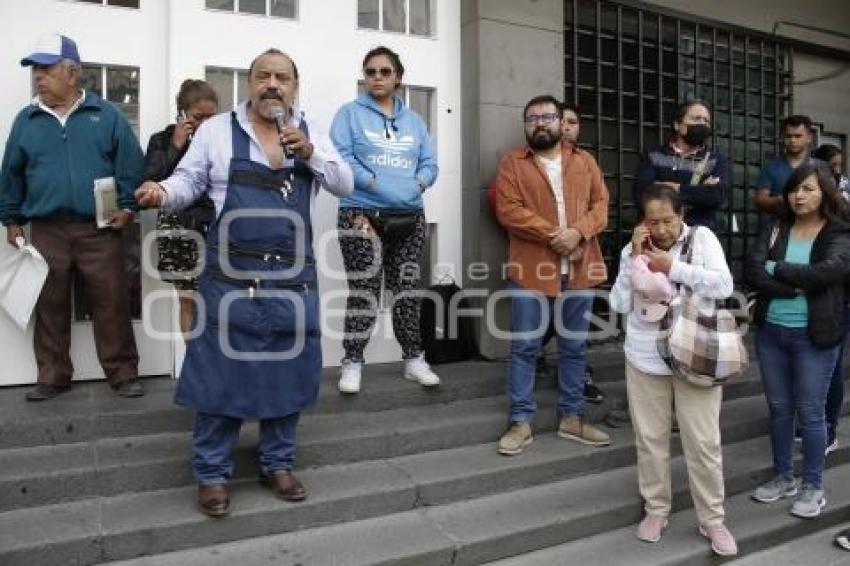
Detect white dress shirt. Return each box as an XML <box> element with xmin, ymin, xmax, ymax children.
<box><xmin>160</xmin><ymin>101</ymin><xmax>353</xmax><ymax>216</ymax></box>
<box><xmin>537</xmin><ymin>154</ymin><xmax>569</xmax><ymax>275</ymax></box>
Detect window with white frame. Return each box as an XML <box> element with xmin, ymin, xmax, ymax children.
<box><xmin>206</xmin><ymin>0</ymin><xmax>296</xmax><ymax>19</ymax></box>
<box><xmin>357</xmin><ymin>82</ymin><xmax>436</xmax><ymax>134</ymax></box>
<box><xmin>358</xmin><ymin>0</ymin><xmax>432</xmax><ymax>36</ymax></box>
<box><xmin>72</xmin><ymin>62</ymin><xmax>142</xmax><ymax>321</ymax></box>
<box><xmin>72</xmin><ymin>0</ymin><xmax>140</xmax><ymax>7</ymax></box>
<box><xmin>205</xmin><ymin>66</ymin><xmax>250</xmax><ymax>111</ymax></box>
<box><xmin>78</xmin><ymin>63</ymin><xmax>140</xmax><ymax>135</ymax></box>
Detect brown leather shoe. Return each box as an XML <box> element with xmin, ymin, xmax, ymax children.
<box><xmin>262</xmin><ymin>470</ymin><xmax>306</xmax><ymax>502</ymax></box>
<box><xmin>197</xmin><ymin>483</ymin><xmax>229</xmax><ymax>518</ymax></box>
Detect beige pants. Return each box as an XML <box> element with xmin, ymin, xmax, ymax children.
<box><xmin>625</xmin><ymin>361</ymin><xmax>725</xmax><ymax>526</ymax></box>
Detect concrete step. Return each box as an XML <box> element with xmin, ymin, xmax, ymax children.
<box><xmin>732</xmin><ymin>527</ymin><xmax>850</xmax><ymax>566</ymax></box>
<box><xmin>487</xmin><ymin>462</ymin><xmax>850</xmax><ymax>566</ymax></box>
<box><xmin>1</xmin><ymin>342</ymin><xmax>767</xmax><ymax>451</ymax></box>
<box><xmin>0</xmin><ymin>358</ymin><xmax>549</xmax><ymax>450</ymax></box>
<box><xmin>95</xmin><ymin>430</ymin><xmax>850</xmax><ymax>566</ymax></box>
<box><xmin>3</xmin><ymin>407</ymin><xmax>845</xmax><ymax>566</ymax></box>
<box><xmin>0</xmin><ymin>343</ymin><xmax>770</xmax><ymax>453</ymax></box>
<box><xmin>0</xmin><ymin>380</ymin><xmax>778</xmax><ymax>512</ymax></box>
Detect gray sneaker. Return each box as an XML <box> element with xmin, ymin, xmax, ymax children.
<box><xmin>790</xmin><ymin>484</ymin><xmax>826</xmax><ymax>518</ymax></box>
<box><xmin>752</xmin><ymin>476</ymin><xmax>797</xmax><ymax>503</ymax></box>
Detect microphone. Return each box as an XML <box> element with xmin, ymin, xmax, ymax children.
<box><xmin>271</xmin><ymin>105</ymin><xmax>294</xmax><ymax>159</ymax></box>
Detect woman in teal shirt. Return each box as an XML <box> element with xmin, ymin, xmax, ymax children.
<box><xmin>747</xmin><ymin>163</ymin><xmax>850</xmax><ymax>519</ymax></box>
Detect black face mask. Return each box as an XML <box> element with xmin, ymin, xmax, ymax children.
<box><xmin>683</xmin><ymin>123</ymin><xmax>711</xmax><ymax>146</ymax></box>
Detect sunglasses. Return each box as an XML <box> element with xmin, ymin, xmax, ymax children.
<box><xmin>364</xmin><ymin>66</ymin><xmax>394</xmax><ymax>78</ymax></box>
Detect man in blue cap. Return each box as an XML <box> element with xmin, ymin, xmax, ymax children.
<box><xmin>0</xmin><ymin>33</ymin><xmax>145</xmax><ymax>400</ymax></box>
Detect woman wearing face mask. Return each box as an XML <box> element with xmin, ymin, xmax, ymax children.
<box><xmin>330</xmin><ymin>46</ymin><xmax>439</xmax><ymax>394</ymax></box>
<box><xmin>632</xmin><ymin>99</ymin><xmax>731</xmax><ymax>230</ymax></box>
<box><xmin>143</xmin><ymin>79</ymin><xmax>218</xmax><ymax>335</ymax></box>
<box><xmin>747</xmin><ymin>163</ymin><xmax>850</xmax><ymax>519</ymax></box>
<box><xmin>610</xmin><ymin>183</ymin><xmax>738</xmax><ymax>556</ymax></box>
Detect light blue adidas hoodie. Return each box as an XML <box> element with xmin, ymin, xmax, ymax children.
<box><xmin>330</xmin><ymin>93</ymin><xmax>438</xmax><ymax>210</ymax></box>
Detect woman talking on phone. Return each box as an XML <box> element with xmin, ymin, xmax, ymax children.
<box><xmin>330</xmin><ymin>46</ymin><xmax>439</xmax><ymax>394</ymax></box>
<box><xmin>143</xmin><ymin>79</ymin><xmax>218</xmax><ymax>335</ymax></box>
<box><xmin>610</xmin><ymin>183</ymin><xmax>738</xmax><ymax>556</ymax></box>
<box><xmin>632</xmin><ymin>99</ymin><xmax>731</xmax><ymax>230</ymax></box>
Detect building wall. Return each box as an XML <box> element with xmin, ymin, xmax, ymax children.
<box><xmin>0</xmin><ymin>0</ymin><xmax>462</xmax><ymax>380</ymax></box>
<box><xmin>641</xmin><ymin>0</ymin><xmax>850</xmax><ymax>147</ymax></box>
<box><xmin>461</xmin><ymin>0</ymin><xmax>564</xmax><ymax>359</ymax></box>
<box><xmin>462</xmin><ymin>0</ymin><xmax>849</xmax><ymax>359</ymax></box>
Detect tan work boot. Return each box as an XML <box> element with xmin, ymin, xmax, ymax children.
<box><xmin>498</xmin><ymin>422</ymin><xmax>532</xmax><ymax>456</ymax></box>
<box><xmin>558</xmin><ymin>415</ymin><xmax>611</xmax><ymax>446</ymax></box>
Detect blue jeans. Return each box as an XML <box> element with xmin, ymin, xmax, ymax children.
<box><xmin>192</xmin><ymin>412</ymin><xmax>300</xmax><ymax>484</ymax></box>
<box><xmin>756</xmin><ymin>322</ymin><xmax>839</xmax><ymax>488</ymax></box>
<box><xmin>506</xmin><ymin>281</ymin><xmax>594</xmax><ymax>423</ymax></box>
<box><xmin>825</xmin><ymin>308</ymin><xmax>850</xmax><ymax>444</ymax></box>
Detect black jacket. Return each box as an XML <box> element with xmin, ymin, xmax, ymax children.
<box><xmin>632</xmin><ymin>144</ymin><xmax>731</xmax><ymax>229</ymax></box>
<box><xmin>142</xmin><ymin>125</ymin><xmax>214</xmax><ymax>226</ymax></box>
<box><xmin>746</xmin><ymin>218</ymin><xmax>850</xmax><ymax>348</ymax></box>
<box><xmin>142</xmin><ymin>125</ymin><xmax>188</xmax><ymax>182</ymax></box>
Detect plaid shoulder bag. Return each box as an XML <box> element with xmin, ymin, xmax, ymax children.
<box><xmin>657</xmin><ymin>227</ymin><xmax>748</xmax><ymax>387</ymax></box>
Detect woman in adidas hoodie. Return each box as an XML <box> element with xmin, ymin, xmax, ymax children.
<box><xmin>330</xmin><ymin>46</ymin><xmax>439</xmax><ymax>394</ymax></box>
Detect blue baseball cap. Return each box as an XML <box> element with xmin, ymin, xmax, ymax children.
<box><xmin>20</xmin><ymin>33</ymin><xmax>81</xmax><ymax>67</ymax></box>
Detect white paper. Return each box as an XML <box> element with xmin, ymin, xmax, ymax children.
<box><xmin>94</xmin><ymin>176</ymin><xmax>119</xmax><ymax>228</ymax></box>
<box><xmin>0</xmin><ymin>239</ymin><xmax>49</xmax><ymax>330</ymax></box>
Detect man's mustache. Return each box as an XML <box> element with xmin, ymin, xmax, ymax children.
<box><xmin>260</xmin><ymin>90</ymin><xmax>283</xmax><ymax>101</ymax></box>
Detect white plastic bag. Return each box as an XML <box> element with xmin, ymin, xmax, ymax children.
<box><xmin>0</xmin><ymin>237</ymin><xmax>49</xmax><ymax>330</ymax></box>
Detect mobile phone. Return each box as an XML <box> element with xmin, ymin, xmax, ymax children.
<box><xmin>642</xmin><ymin>220</ymin><xmax>655</xmax><ymax>249</ymax></box>
<box><xmin>179</xmin><ymin>110</ymin><xmax>193</xmax><ymax>141</ymax></box>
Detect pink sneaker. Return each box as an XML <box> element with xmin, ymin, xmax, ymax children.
<box><xmin>699</xmin><ymin>523</ymin><xmax>738</xmax><ymax>556</ymax></box>
<box><xmin>636</xmin><ymin>514</ymin><xmax>668</xmax><ymax>543</ymax></box>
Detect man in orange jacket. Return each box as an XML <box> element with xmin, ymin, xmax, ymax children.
<box><xmin>493</xmin><ymin>95</ymin><xmax>610</xmax><ymax>456</ymax></box>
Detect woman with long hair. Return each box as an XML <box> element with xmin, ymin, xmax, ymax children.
<box><xmin>747</xmin><ymin>163</ymin><xmax>850</xmax><ymax>518</ymax></box>
<box><xmin>143</xmin><ymin>79</ymin><xmax>218</xmax><ymax>335</ymax></box>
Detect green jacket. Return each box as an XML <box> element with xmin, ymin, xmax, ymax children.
<box><xmin>0</xmin><ymin>91</ymin><xmax>143</xmax><ymax>225</ymax></box>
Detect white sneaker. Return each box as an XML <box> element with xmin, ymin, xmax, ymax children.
<box><xmin>338</xmin><ymin>361</ymin><xmax>362</xmax><ymax>394</ymax></box>
<box><xmin>404</xmin><ymin>356</ymin><xmax>440</xmax><ymax>387</ymax></box>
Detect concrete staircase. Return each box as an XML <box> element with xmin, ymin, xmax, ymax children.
<box><xmin>1</xmin><ymin>346</ymin><xmax>848</xmax><ymax>565</ymax></box>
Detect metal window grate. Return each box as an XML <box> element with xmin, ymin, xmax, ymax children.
<box><xmin>565</xmin><ymin>0</ymin><xmax>792</xmax><ymax>284</ymax></box>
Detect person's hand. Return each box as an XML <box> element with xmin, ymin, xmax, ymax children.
<box><xmin>135</xmin><ymin>181</ymin><xmax>166</xmax><ymax>208</ymax></box>
<box><xmin>5</xmin><ymin>224</ymin><xmax>24</xmax><ymax>248</ymax></box>
<box><xmin>280</xmin><ymin>125</ymin><xmax>314</xmax><ymax>161</ymax></box>
<box><xmin>704</xmin><ymin>175</ymin><xmax>720</xmax><ymax>186</ymax></box>
<box><xmin>352</xmin><ymin>214</ymin><xmax>375</xmax><ymax>236</ymax></box>
<box><xmin>550</xmin><ymin>228</ymin><xmax>582</xmax><ymax>255</ymax></box>
<box><xmin>631</xmin><ymin>224</ymin><xmax>651</xmax><ymax>256</ymax></box>
<box><xmin>645</xmin><ymin>247</ymin><xmax>673</xmax><ymax>273</ymax></box>
<box><xmin>171</xmin><ymin>118</ymin><xmax>194</xmax><ymax>150</ymax></box>
<box><xmin>568</xmin><ymin>246</ymin><xmax>584</xmax><ymax>261</ymax></box>
<box><xmin>109</xmin><ymin>210</ymin><xmax>134</xmax><ymax>229</ymax></box>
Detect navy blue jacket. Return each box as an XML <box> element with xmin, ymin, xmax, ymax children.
<box><xmin>632</xmin><ymin>144</ymin><xmax>731</xmax><ymax>229</ymax></box>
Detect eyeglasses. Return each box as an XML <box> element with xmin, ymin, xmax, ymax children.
<box><xmin>524</xmin><ymin>113</ymin><xmax>560</xmax><ymax>125</ymax></box>
<box><xmin>364</xmin><ymin>67</ymin><xmax>394</xmax><ymax>78</ymax></box>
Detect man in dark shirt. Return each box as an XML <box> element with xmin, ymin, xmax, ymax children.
<box><xmin>753</xmin><ymin>114</ymin><xmax>815</xmax><ymax>231</ymax></box>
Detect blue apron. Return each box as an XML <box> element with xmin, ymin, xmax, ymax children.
<box><xmin>175</xmin><ymin>112</ymin><xmax>321</xmax><ymax>419</ymax></box>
